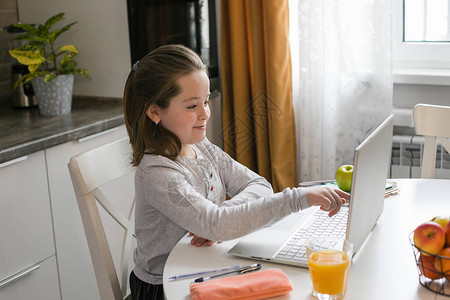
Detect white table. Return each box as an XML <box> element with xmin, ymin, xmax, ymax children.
<box><xmin>163</xmin><ymin>179</ymin><xmax>450</xmax><ymax>299</ymax></box>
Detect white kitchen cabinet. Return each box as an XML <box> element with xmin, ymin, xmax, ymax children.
<box><xmin>0</xmin><ymin>151</ymin><xmax>60</xmax><ymax>298</ymax></box>
<box><xmin>45</xmin><ymin>125</ymin><xmax>128</xmax><ymax>300</ymax></box>
<box><xmin>0</xmin><ymin>256</ymin><xmax>60</xmax><ymax>300</ymax></box>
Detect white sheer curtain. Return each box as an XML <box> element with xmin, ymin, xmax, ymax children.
<box><xmin>289</xmin><ymin>0</ymin><xmax>393</xmax><ymax>182</ymax></box>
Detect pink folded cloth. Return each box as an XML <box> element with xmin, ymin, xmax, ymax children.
<box><xmin>190</xmin><ymin>268</ymin><xmax>293</xmax><ymax>300</ymax></box>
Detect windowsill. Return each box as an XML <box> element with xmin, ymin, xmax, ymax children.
<box><xmin>393</xmin><ymin>68</ymin><xmax>450</xmax><ymax>86</ymax></box>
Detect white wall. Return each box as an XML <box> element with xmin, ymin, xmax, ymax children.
<box><xmin>394</xmin><ymin>84</ymin><xmax>450</xmax><ymax>109</ymax></box>
<box><xmin>17</xmin><ymin>0</ymin><xmax>131</xmax><ymax>98</ymax></box>
<box><xmin>393</xmin><ymin>82</ymin><xmax>450</xmax><ymax>127</ymax></box>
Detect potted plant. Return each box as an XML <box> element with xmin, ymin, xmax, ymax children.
<box><xmin>8</xmin><ymin>12</ymin><xmax>90</xmax><ymax>116</ymax></box>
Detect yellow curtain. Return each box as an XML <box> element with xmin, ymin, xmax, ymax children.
<box><xmin>220</xmin><ymin>0</ymin><xmax>297</xmax><ymax>192</ymax></box>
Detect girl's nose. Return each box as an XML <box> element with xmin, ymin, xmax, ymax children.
<box><xmin>199</xmin><ymin>104</ymin><xmax>210</xmax><ymax>120</ymax></box>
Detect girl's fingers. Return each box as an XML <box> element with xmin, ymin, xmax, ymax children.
<box><xmin>189</xmin><ymin>233</ymin><xmax>219</xmax><ymax>247</ymax></box>
<box><xmin>335</xmin><ymin>189</ymin><xmax>350</xmax><ymax>201</ymax></box>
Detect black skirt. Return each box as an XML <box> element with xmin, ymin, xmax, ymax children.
<box><xmin>129</xmin><ymin>271</ymin><xmax>164</xmax><ymax>300</ymax></box>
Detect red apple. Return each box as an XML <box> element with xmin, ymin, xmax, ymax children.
<box><xmin>445</xmin><ymin>221</ymin><xmax>450</xmax><ymax>247</ymax></box>
<box><xmin>413</xmin><ymin>221</ymin><xmax>445</xmax><ymax>256</ymax></box>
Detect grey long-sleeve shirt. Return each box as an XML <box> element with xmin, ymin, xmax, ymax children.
<box><xmin>133</xmin><ymin>139</ymin><xmax>309</xmax><ymax>284</ymax></box>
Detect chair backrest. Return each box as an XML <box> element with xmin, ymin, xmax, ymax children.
<box><xmin>68</xmin><ymin>137</ymin><xmax>135</xmax><ymax>300</ymax></box>
<box><xmin>413</xmin><ymin>103</ymin><xmax>450</xmax><ymax>178</ymax></box>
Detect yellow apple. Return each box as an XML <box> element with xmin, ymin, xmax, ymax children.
<box><xmin>335</xmin><ymin>165</ymin><xmax>353</xmax><ymax>192</ymax></box>
<box><xmin>431</xmin><ymin>216</ymin><xmax>450</xmax><ymax>229</ymax></box>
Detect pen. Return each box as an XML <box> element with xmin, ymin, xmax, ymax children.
<box><xmin>169</xmin><ymin>264</ymin><xmax>241</xmax><ymax>280</ymax></box>
<box><xmin>194</xmin><ymin>263</ymin><xmax>261</xmax><ymax>282</ymax></box>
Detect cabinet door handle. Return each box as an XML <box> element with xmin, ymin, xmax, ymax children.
<box><xmin>0</xmin><ymin>156</ymin><xmax>28</xmax><ymax>169</ymax></box>
<box><xmin>77</xmin><ymin>127</ymin><xmax>120</xmax><ymax>143</ymax></box>
<box><xmin>0</xmin><ymin>264</ymin><xmax>40</xmax><ymax>289</ymax></box>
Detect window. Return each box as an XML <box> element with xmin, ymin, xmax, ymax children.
<box><xmin>404</xmin><ymin>0</ymin><xmax>450</xmax><ymax>42</ymax></box>
<box><xmin>393</xmin><ymin>0</ymin><xmax>450</xmax><ymax>69</ymax></box>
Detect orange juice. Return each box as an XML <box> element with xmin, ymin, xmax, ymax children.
<box><xmin>307</xmin><ymin>250</ymin><xmax>350</xmax><ymax>295</ymax></box>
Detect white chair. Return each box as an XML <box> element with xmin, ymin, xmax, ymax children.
<box><xmin>68</xmin><ymin>137</ymin><xmax>135</xmax><ymax>300</ymax></box>
<box><xmin>413</xmin><ymin>103</ymin><xmax>450</xmax><ymax>178</ymax></box>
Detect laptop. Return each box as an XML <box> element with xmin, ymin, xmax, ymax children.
<box><xmin>228</xmin><ymin>114</ymin><xmax>394</xmax><ymax>267</ymax></box>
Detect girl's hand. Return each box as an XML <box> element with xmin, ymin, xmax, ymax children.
<box><xmin>306</xmin><ymin>186</ymin><xmax>350</xmax><ymax>217</ymax></box>
<box><xmin>188</xmin><ymin>232</ymin><xmax>222</xmax><ymax>247</ymax></box>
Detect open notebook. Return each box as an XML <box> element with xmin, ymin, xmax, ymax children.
<box><xmin>228</xmin><ymin>115</ymin><xmax>394</xmax><ymax>267</ymax></box>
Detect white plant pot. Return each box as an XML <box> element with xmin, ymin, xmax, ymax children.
<box><xmin>32</xmin><ymin>74</ymin><xmax>74</xmax><ymax>117</ymax></box>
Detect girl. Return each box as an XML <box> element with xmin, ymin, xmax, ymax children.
<box><xmin>123</xmin><ymin>44</ymin><xmax>349</xmax><ymax>300</ymax></box>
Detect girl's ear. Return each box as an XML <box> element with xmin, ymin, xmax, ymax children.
<box><xmin>146</xmin><ymin>104</ymin><xmax>161</xmax><ymax>124</ymax></box>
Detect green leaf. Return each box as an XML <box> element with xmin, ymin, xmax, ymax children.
<box><xmin>14</xmin><ymin>36</ymin><xmax>49</xmax><ymax>43</ymax></box>
<box><xmin>51</xmin><ymin>22</ymin><xmax>77</xmax><ymax>42</ymax></box>
<box><xmin>12</xmin><ymin>80</ymin><xmax>21</xmax><ymax>91</ymax></box>
<box><xmin>58</xmin><ymin>45</ymin><xmax>78</xmax><ymax>54</ymax></box>
<box><xmin>11</xmin><ymin>32</ymin><xmax>33</xmax><ymax>41</ymax></box>
<box><xmin>28</xmin><ymin>71</ymin><xmax>47</xmax><ymax>80</ymax></box>
<box><xmin>37</xmin><ymin>25</ymin><xmax>50</xmax><ymax>40</ymax></box>
<box><xmin>13</xmin><ymin>23</ymin><xmax>37</xmax><ymax>34</ymax></box>
<box><xmin>44</xmin><ymin>73</ymin><xmax>56</xmax><ymax>83</ymax></box>
<box><xmin>38</xmin><ymin>24</ymin><xmax>47</xmax><ymax>32</ymax></box>
<box><xmin>48</xmin><ymin>30</ymin><xmax>57</xmax><ymax>43</ymax></box>
<box><xmin>11</xmin><ymin>77</ymin><xmax>23</xmax><ymax>91</ymax></box>
<box><xmin>44</xmin><ymin>12</ymin><xmax>64</xmax><ymax>29</ymax></box>
<box><xmin>8</xmin><ymin>49</ymin><xmax>45</xmax><ymax>66</ymax></box>
<box><xmin>76</xmin><ymin>68</ymin><xmax>90</xmax><ymax>78</ymax></box>
<box><xmin>47</xmin><ymin>52</ymin><xmax>55</xmax><ymax>62</ymax></box>
<box><xmin>21</xmin><ymin>41</ymin><xmax>46</xmax><ymax>51</ymax></box>
<box><xmin>28</xmin><ymin>63</ymin><xmax>42</xmax><ymax>74</ymax></box>
<box><xmin>11</xmin><ymin>73</ymin><xmax>32</xmax><ymax>91</ymax></box>
<box><xmin>23</xmin><ymin>76</ymin><xmax>34</xmax><ymax>84</ymax></box>
<box><xmin>60</xmin><ymin>52</ymin><xmax>75</xmax><ymax>68</ymax></box>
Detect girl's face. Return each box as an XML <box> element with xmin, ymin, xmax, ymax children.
<box><xmin>153</xmin><ymin>71</ymin><xmax>211</xmax><ymax>154</ymax></box>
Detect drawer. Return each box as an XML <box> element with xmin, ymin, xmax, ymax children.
<box><xmin>0</xmin><ymin>255</ymin><xmax>60</xmax><ymax>299</ymax></box>
<box><xmin>0</xmin><ymin>151</ymin><xmax>55</xmax><ymax>281</ymax></box>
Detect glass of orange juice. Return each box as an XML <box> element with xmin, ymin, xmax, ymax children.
<box><xmin>306</xmin><ymin>237</ymin><xmax>353</xmax><ymax>300</ymax></box>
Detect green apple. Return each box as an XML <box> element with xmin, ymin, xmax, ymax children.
<box><xmin>335</xmin><ymin>165</ymin><xmax>353</xmax><ymax>192</ymax></box>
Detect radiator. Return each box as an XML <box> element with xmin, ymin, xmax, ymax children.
<box><xmin>391</xmin><ymin>135</ymin><xmax>450</xmax><ymax>179</ymax></box>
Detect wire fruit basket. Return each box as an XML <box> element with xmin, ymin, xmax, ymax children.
<box><xmin>410</xmin><ymin>232</ymin><xmax>450</xmax><ymax>296</ymax></box>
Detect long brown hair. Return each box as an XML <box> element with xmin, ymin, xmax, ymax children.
<box><xmin>123</xmin><ymin>44</ymin><xmax>207</xmax><ymax>166</ymax></box>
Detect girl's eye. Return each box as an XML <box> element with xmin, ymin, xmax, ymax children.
<box><xmin>187</xmin><ymin>96</ymin><xmax>210</xmax><ymax>109</ymax></box>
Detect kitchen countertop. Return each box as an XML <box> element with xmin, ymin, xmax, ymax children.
<box><xmin>0</xmin><ymin>96</ymin><xmax>125</xmax><ymax>165</ymax></box>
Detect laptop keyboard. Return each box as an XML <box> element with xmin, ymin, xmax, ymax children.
<box><xmin>274</xmin><ymin>206</ymin><xmax>348</xmax><ymax>263</ymax></box>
